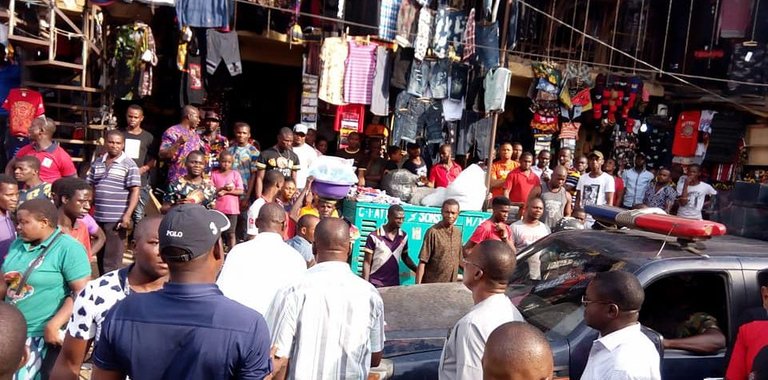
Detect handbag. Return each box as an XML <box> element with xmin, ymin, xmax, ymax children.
<box><xmin>7</xmin><ymin>232</ymin><xmax>63</xmax><ymax>305</ymax></box>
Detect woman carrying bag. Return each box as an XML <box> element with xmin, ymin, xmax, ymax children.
<box><xmin>2</xmin><ymin>199</ymin><xmax>91</xmax><ymax>380</ymax></box>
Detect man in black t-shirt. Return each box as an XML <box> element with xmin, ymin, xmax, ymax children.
<box><xmin>254</xmin><ymin>127</ymin><xmax>300</xmax><ymax>199</ymax></box>
<box><xmin>122</xmin><ymin>105</ymin><xmax>158</xmax><ymax>223</ymax></box>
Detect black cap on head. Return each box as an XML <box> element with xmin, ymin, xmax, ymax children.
<box><xmin>159</xmin><ymin>204</ymin><xmax>230</xmax><ymax>262</ymax></box>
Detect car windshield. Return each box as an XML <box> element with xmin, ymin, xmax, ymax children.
<box><xmin>507</xmin><ymin>231</ymin><xmax>661</xmax><ymax>339</ymax></box>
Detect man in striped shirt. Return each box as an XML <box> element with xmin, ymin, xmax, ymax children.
<box><xmin>87</xmin><ymin>130</ymin><xmax>141</xmax><ymax>275</ymax></box>
<box><xmin>268</xmin><ymin>218</ymin><xmax>385</xmax><ymax>380</ymax></box>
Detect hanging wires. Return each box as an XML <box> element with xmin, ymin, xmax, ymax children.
<box><xmin>632</xmin><ymin>0</ymin><xmax>645</xmax><ymax>73</ymax></box>
<box><xmin>608</xmin><ymin>0</ymin><xmax>621</xmax><ymax>69</ymax></box>
<box><xmin>578</xmin><ymin>0</ymin><xmax>591</xmax><ymax>65</ymax></box>
<box><xmin>659</xmin><ymin>0</ymin><xmax>674</xmax><ymax>76</ymax></box>
<box><xmin>681</xmin><ymin>0</ymin><xmax>694</xmax><ymax>72</ymax></box>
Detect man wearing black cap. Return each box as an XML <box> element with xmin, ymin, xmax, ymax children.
<box><xmin>200</xmin><ymin>110</ymin><xmax>229</xmax><ymax>173</ymax></box>
<box><xmin>92</xmin><ymin>204</ymin><xmax>272</xmax><ymax>379</ymax></box>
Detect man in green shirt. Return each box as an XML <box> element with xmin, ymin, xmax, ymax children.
<box><xmin>2</xmin><ymin>199</ymin><xmax>90</xmax><ymax>379</ymax></box>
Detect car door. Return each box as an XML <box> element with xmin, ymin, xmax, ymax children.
<box><xmin>635</xmin><ymin>259</ymin><xmax>745</xmax><ymax>380</ymax></box>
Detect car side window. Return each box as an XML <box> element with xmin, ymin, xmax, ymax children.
<box><xmin>639</xmin><ymin>272</ymin><xmax>729</xmax><ymax>346</ymax></box>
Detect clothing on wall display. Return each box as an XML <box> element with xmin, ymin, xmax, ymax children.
<box><xmin>395</xmin><ymin>0</ymin><xmax>419</xmax><ymax>47</ymax></box>
<box><xmin>483</xmin><ymin>67</ymin><xmax>511</xmax><ymax>112</ymax></box>
<box><xmin>379</xmin><ymin>0</ymin><xmax>402</xmax><ymax>41</ymax></box>
<box><xmin>2</xmin><ymin>88</ymin><xmax>44</xmax><ymax>137</ymax></box>
<box><xmin>343</xmin><ymin>41</ymin><xmax>378</xmax><ymax>105</ymax></box>
<box><xmin>672</xmin><ymin>110</ymin><xmax>701</xmax><ymax>157</ymax></box>
<box><xmin>176</xmin><ymin>0</ymin><xmax>230</xmax><ymax>29</ymax></box>
<box><xmin>371</xmin><ymin>46</ymin><xmax>393</xmax><ymax>116</ymax></box>
<box><xmin>206</xmin><ymin>30</ymin><xmax>242</xmax><ymax>76</ymax></box>
<box><xmin>319</xmin><ymin>37</ymin><xmax>348</xmax><ymax>106</ymax></box>
<box><xmin>113</xmin><ymin>23</ymin><xmax>157</xmax><ymax>100</ymax></box>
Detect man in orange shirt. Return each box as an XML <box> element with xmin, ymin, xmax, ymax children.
<box><xmin>489</xmin><ymin>143</ymin><xmax>519</xmax><ymax>197</ymax></box>
<box><xmin>503</xmin><ymin>152</ymin><xmax>541</xmax><ymax>210</ymax></box>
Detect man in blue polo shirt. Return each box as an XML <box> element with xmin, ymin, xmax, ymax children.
<box><xmin>92</xmin><ymin>204</ymin><xmax>273</xmax><ymax>380</ymax></box>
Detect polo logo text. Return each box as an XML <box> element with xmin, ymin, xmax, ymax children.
<box><xmin>166</xmin><ymin>230</ymin><xmax>183</xmax><ymax>238</ymax></box>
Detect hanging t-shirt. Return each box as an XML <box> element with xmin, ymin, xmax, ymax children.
<box><xmin>672</xmin><ymin>111</ymin><xmax>701</xmax><ymax>157</ymax></box>
<box><xmin>343</xmin><ymin>41</ymin><xmax>377</xmax><ymax>105</ymax></box>
<box><xmin>319</xmin><ymin>37</ymin><xmax>348</xmax><ymax>106</ymax></box>
<box><xmin>334</xmin><ymin>104</ymin><xmax>365</xmax><ymax>132</ymax></box>
<box><xmin>677</xmin><ymin>182</ymin><xmax>717</xmax><ymax>220</ymax></box>
<box><xmin>2</xmin><ymin>88</ymin><xmax>45</xmax><ymax>137</ymax></box>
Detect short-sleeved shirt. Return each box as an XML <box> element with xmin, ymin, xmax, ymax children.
<box><xmin>256</xmin><ymin>146</ymin><xmax>300</xmax><ymax>178</ymax></box>
<box><xmin>418</xmin><ymin>223</ymin><xmax>462</xmax><ymax>283</ymax></box>
<box><xmin>336</xmin><ymin>148</ymin><xmax>367</xmax><ymax>171</ymax></box>
<box><xmin>362</xmin><ymin>227</ymin><xmax>408</xmax><ymax>287</ymax></box>
<box><xmin>164</xmin><ymin>176</ymin><xmax>217</xmax><ymax>209</ymax></box>
<box><xmin>469</xmin><ymin>219</ymin><xmax>512</xmax><ymax>244</ymax></box>
<box><xmin>87</xmin><ymin>152</ymin><xmax>141</xmax><ymax>223</ymax></box>
<box><xmin>67</xmin><ymin>267</ymin><xmax>131</xmax><ymax>344</ymax></box>
<box><xmin>93</xmin><ymin>283</ymin><xmax>273</xmax><ymax>379</ymax></box>
<box><xmin>160</xmin><ymin>124</ymin><xmax>203</xmax><ymax>183</ymax></box>
<box><xmin>123</xmin><ymin>129</ymin><xmax>156</xmax><ymax>186</ymax></box>
<box><xmin>576</xmin><ymin>172</ymin><xmax>616</xmax><ymax>208</ymax></box>
<box><xmin>643</xmin><ymin>182</ymin><xmax>678</xmax><ymax>210</ymax></box>
<box><xmin>211</xmin><ymin>169</ymin><xmax>244</xmax><ymax>215</ymax></box>
<box><xmin>16</xmin><ymin>143</ymin><xmax>77</xmax><ymax>183</ymax></box>
<box><xmin>0</xmin><ymin>211</ymin><xmax>16</xmax><ymax>265</ymax></box>
<box><xmin>504</xmin><ymin>168</ymin><xmax>541</xmax><ymax>203</ymax></box>
<box><xmin>227</xmin><ymin>144</ymin><xmax>260</xmax><ymax>197</ymax></box>
<box><xmin>677</xmin><ymin>182</ymin><xmax>717</xmax><ymax>220</ymax></box>
<box><xmin>68</xmin><ymin>220</ymin><xmax>93</xmax><ymax>261</ymax></box>
<box><xmin>510</xmin><ymin>220</ymin><xmax>550</xmax><ymax>250</ymax></box>
<box><xmin>2</xmin><ymin>229</ymin><xmax>91</xmax><ymax>337</ymax></box>
<box><xmin>18</xmin><ymin>182</ymin><xmax>51</xmax><ymax>206</ymax></box>
<box><xmin>286</xmin><ymin>235</ymin><xmax>315</xmax><ymax>263</ymax></box>
<box><xmin>200</xmin><ymin>133</ymin><xmax>229</xmax><ymax>172</ymax></box>
<box><xmin>429</xmin><ymin>162</ymin><xmax>462</xmax><ymax>188</ymax></box>
<box><xmin>402</xmin><ymin>159</ymin><xmax>428</xmax><ymax>178</ymax></box>
<box><xmin>490</xmin><ymin>160</ymin><xmax>519</xmax><ymax>197</ymax></box>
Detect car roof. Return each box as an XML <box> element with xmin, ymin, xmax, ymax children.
<box><xmin>544</xmin><ymin>229</ymin><xmax>768</xmax><ymax>264</ymax></box>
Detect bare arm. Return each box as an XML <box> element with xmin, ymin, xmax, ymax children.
<box><xmin>663</xmin><ymin>328</ymin><xmax>726</xmax><ymax>354</ymax></box>
<box><xmin>51</xmin><ymin>336</ymin><xmax>92</xmax><ymax>380</ymax></box>
<box><xmin>564</xmin><ymin>194</ymin><xmax>573</xmax><ymax>216</ymax></box>
<box><xmin>575</xmin><ymin>190</ymin><xmax>582</xmax><ymax>210</ymax></box>
<box><xmin>462</xmin><ymin>241</ymin><xmax>476</xmax><ymax>258</ymax></box>
<box><xmin>527</xmin><ymin>185</ymin><xmax>542</xmax><ymax>202</ymax></box>
<box><xmin>371</xmin><ymin>351</ymin><xmax>383</xmax><ymax>367</ymax></box>
<box><xmin>90</xmin><ymin>225</ymin><xmax>106</xmax><ymax>256</ymax></box>
<box><xmin>402</xmin><ymin>251</ymin><xmax>418</xmax><ymax>273</ymax></box>
<box><xmin>0</xmin><ymin>270</ymin><xmax>5</xmax><ymax>298</ymax></box>
<box><xmin>415</xmin><ymin>262</ymin><xmax>426</xmax><ymax>284</ymax></box>
<box><xmin>604</xmin><ymin>191</ymin><xmax>615</xmax><ymax>206</ymax></box>
<box><xmin>254</xmin><ymin>169</ymin><xmax>265</xmax><ymax>200</ymax></box>
<box><xmin>122</xmin><ymin>186</ymin><xmax>140</xmax><ymax>228</ymax></box>
<box><xmin>289</xmin><ymin>177</ymin><xmax>314</xmax><ymax>222</ymax></box>
<box><xmin>362</xmin><ymin>251</ymin><xmax>373</xmax><ymax>280</ymax></box>
<box><xmin>91</xmin><ymin>367</ymin><xmax>126</xmax><ymax>380</ymax></box>
<box><xmin>45</xmin><ymin>278</ymin><xmax>89</xmax><ymax>346</ymax></box>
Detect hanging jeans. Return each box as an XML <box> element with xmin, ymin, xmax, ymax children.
<box><xmin>429</xmin><ymin>59</ymin><xmax>450</xmax><ymax>99</ymax></box>
<box><xmin>407</xmin><ymin>59</ymin><xmax>431</xmax><ymax>97</ymax></box>
<box><xmin>432</xmin><ymin>5</ymin><xmax>450</xmax><ymax>58</ymax></box>
<box><xmin>449</xmin><ymin>62</ymin><xmax>470</xmax><ymax>100</ymax></box>
<box><xmin>475</xmin><ymin>22</ymin><xmax>500</xmax><ymax>69</ymax></box>
<box><xmin>447</xmin><ymin>9</ymin><xmax>467</xmax><ymax>56</ymax></box>
<box><xmin>393</xmin><ymin>92</ymin><xmax>444</xmax><ymax>143</ymax></box>
<box><xmin>421</xmin><ymin>101</ymin><xmax>445</xmax><ymax>143</ymax></box>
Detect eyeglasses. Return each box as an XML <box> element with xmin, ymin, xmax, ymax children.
<box><xmin>461</xmin><ymin>259</ymin><xmax>484</xmax><ymax>272</ymax></box>
<box><xmin>581</xmin><ymin>295</ymin><xmax>615</xmax><ymax>307</ymax></box>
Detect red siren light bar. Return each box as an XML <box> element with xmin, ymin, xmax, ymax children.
<box><xmin>584</xmin><ymin>205</ymin><xmax>727</xmax><ymax>240</ymax></box>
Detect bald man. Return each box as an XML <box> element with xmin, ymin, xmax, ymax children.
<box><xmin>482</xmin><ymin>322</ymin><xmax>554</xmax><ymax>380</ymax></box>
<box><xmin>218</xmin><ymin>203</ymin><xmax>306</xmax><ymax>315</ymax></box>
<box><xmin>268</xmin><ymin>218</ymin><xmax>385</xmax><ymax>380</ymax></box>
<box><xmin>286</xmin><ymin>214</ymin><xmax>320</xmax><ymax>268</ymax></box>
<box><xmin>0</xmin><ymin>303</ymin><xmax>28</xmax><ymax>380</ymax></box>
<box><xmin>439</xmin><ymin>240</ymin><xmax>524</xmax><ymax>379</ymax></box>
<box><xmin>527</xmin><ymin>165</ymin><xmax>571</xmax><ymax>229</ymax></box>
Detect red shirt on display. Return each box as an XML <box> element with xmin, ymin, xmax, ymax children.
<box><xmin>429</xmin><ymin>162</ymin><xmax>462</xmax><ymax>188</ymax></box>
<box><xmin>672</xmin><ymin>110</ymin><xmax>701</xmax><ymax>157</ymax></box>
<box><xmin>504</xmin><ymin>168</ymin><xmax>541</xmax><ymax>203</ymax></box>
<box><xmin>334</xmin><ymin>104</ymin><xmax>365</xmax><ymax>132</ymax></box>
<box><xmin>2</xmin><ymin>88</ymin><xmax>45</xmax><ymax>137</ymax></box>
<box><xmin>15</xmin><ymin>143</ymin><xmax>77</xmax><ymax>183</ymax></box>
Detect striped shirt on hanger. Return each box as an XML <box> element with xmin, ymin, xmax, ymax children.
<box><xmin>344</xmin><ymin>41</ymin><xmax>378</xmax><ymax>104</ymax></box>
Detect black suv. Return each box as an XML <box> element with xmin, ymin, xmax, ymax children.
<box><xmin>376</xmin><ymin>229</ymin><xmax>768</xmax><ymax>380</ymax></box>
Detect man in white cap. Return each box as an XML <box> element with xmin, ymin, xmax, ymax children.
<box><xmin>292</xmin><ymin>123</ymin><xmax>318</xmax><ymax>191</ymax></box>
<box><xmin>91</xmin><ymin>204</ymin><xmax>272</xmax><ymax>379</ymax></box>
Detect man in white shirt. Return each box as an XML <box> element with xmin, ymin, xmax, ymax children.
<box><xmin>268</xmin><ymin>218</ymin><xmax>385</xmax><ymax>380</ymax></box>
<box><xmin>531</xmin><ymin>149</ymin><xmax>553</xmax><ymax>185</ymax></box>
<box><xmin>218</xmin><ymin>203</ymin><xmax>306</xmax><ymax>315</ymax></box>
<box><xmin>581</xmin><ymin>271</ymin><xmax>661</xmax><ymax>380</ymax></box>
<box><xmin>511</xmin><ymin>197</ymin><xmax>550</xmax><ymax>281</ymax></box>
<box><xmin>621</xmin><ymin>153</ymin><xmax>654</xmax><ymax>208</ymax></box>
<box><xmin>246</xmin><ymin>170</ymin><xmax>284</xmax><ymax>238</ymax></box>
<box><xmin>576</xmin><ymin>151</ymin><xmax>615</xmax><ymax>227</ymax></box>
<box><xmin>292</xmin><ymin>124</ymin><xmax>319</xmax><ymax>191</ymax></box>
<box><xmin>676</xmin><ymin>164</ymin><xmax>717</xmax><ymax>220</ymax></box>
<box><xmin>439</xmin><ymin>240</ymin><xmax>524</xmax><ymax>380</ymax></box>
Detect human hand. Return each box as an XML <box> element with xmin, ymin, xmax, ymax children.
<box><xmin>44</xmin><ymin>322</ymin><xmax>63</xmax><ymax>346</ymax></box>
<box><xmin>495</xmin><ymin>223</ymin><xmax>508</xmax><ymax>239</ymax></box>
<box><xmin>119</xmin><ymin>215</ymin><xmax>132</xmax><ymax>230</ymax></box>
<box><xmin>240</xmin><ymin>198</ymin><xmax>250</xmax><ymax>210</ymax></box>
<box><xmin>305</xmin><ymin>176</ymin><xmax>314</xmax><ymax>189</ymax></box>
<box><xmin>177</xmin><ymin>134</ymin><xmax>188</xmax><ymax>144</ymax></box>
<box><xmin>217</xmin><ymin>190</ymin><xmax>227</xmax><ymax>197</ymax></box>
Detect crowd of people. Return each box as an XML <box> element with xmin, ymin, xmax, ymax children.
<box><xmin>0</xmin><ymin>102</ymin><xmax>759</xmax><ymax>380</ymax></box>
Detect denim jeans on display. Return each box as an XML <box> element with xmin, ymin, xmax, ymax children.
<box><xmin>407</xmin><ymin>59</ymin><xmax>431</xmax><ymax>97</ymax></box>
<box><xmin>432</xmin><ymin>5</ymin><xmax>450</xmax><ymax>58</ymax></box>
<box><xmin>447</xmin><ymin>9</ymin><xmax>467</xmax><ymax>56</ymax></box>
<box><xmin>421</xmin><ymin>101</ymin><xmax>445</xmax><ymax>143</ymax></box>
<box><xmin>429</xmin><ymin>59</ymin><xmax>450</xmax><ymax>99</ymax></box>
<box><xmin>465</xmin><ymin>67</ymin><xmax>486</xmax><ymax>112</ymax></box>
<box><xmin>391</xmin><ymin>48</ymin><xmax>414</xmax><ymax>90</ymax></box>
<box><xmin>449</xmin><ymin>62</ymin><xmax>470</xmax><ymax>100</ymax></box>
<box><xmin>475</xmin><ymin>22</ymin><xmax>500</xmax><ymax>70</ymax></box>
<box><xmin>392</xmin><ymin>91</ymin><xmax>444</xmax><ymax>144</ymax></box>
<box><xmin>393</xmin><ymin>92</ymin><xmax>421</xmax><ymax>143</ymax></box>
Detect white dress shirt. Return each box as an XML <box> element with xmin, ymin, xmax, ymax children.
<box><xmin>438</xmin><ymin>293</ymin><xmax>525</xmax><ymax>380</ymax></box>
<box><xmin>217</xmin><ymin>232</ymin><xmax>306</xmax><ymax>315</ymax></box>
<box><xmin>581</xmin><ymin>323</ymin><xmax>661</xmax><ymax>380</ymax></box>
<box><xmin>268</xmin><ymin>261</ymin><xmax>385</xmax><ymax>380</ymax></box>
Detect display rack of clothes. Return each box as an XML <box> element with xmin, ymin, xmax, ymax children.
<box><xmin>111</xmin><ymin>22</ymin><xmax>157</xmax><ymax>101</ymax></box>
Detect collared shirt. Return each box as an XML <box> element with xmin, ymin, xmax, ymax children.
<box><xmin>286</xmin><ymin>235</ymin><xmax>315</xmax><ymax>263</ymax></box>
<box><xmin>581</xmin><ymin>323</ymin><xmax>661</xmax><ymax>380</ymax></box>
<box><xmin>504</xmin><ymin>168</ymin><xmax>541</xmax><ymax>203</ymax></box>
<box><xmin>621</xmin><ymin>169</ymin><xmax>655</xmax><ymax>207</ymax></box>
<box><xmin>228</xmin><ymin>143</ymin><xmax>260</xmax><ymax>197</ymax></box>
<box><xmin>217</xmin><ymin>232</ymin><xmax>306</xmax><ymax>315</ymax></box>
<box><xmin>160</xmin><ymin>123</ymin><xmax>203</xmax><ymax>183</ymax></box>
<box><xmin>418</xmin><ymin>223</ymin><xmax>462</xmax><ymax>283</ymax></box>
<box><xmin>16</xmin><ymin>142</ymin><xmax>77</xmax><ymax>183</ymax></box>
<box><xmin>642</xmin><ymin>182</ymin><xmax>677</xmax><ymax>210</ymax></box>
<box><xmin>0</xmin><ymin>210</ymin><xmax>16</xmax><ymax>265</ymax></box>
<box><xmin>2</xmin><ymin>229</ymin><xmax>90</xmax><ymax>336</ymax></box>
<box><xmin>18</xmin><ymin>182</ymin><xmax>51</xmax><ymax>206</ymax></box>
<box><xmin>429</xmin><ymin>162</ymin><xmax>462</xmax><ymax>188</ymax></box>
<box><xmin>94</xmin><ymin>283</ymin><xmax>272</xmax><ymax>379</ymax></box>
<box><xmin>268</xmin><ymin>261</ymin><xmax>385</xmax><ymax>380</ymax></box>
<box><xmin>439</xmin><ymin>293</ymin><xmax>524</xmax><ymax>379</ymax></box>
<box><xmin>363</xmin><ymin>227</ymin><xmax>408</xmax><ymax>287</ymax></box>
<box><xmin>87</xmin><ymin>152</ymin><xmax>141</xmax><ymax>223</ymax></box>
<box><xmin>67</xmin><ymin>266</ymin><xmax>132</xmax><ymax>344</ymax></box>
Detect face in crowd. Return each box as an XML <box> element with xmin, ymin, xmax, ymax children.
<box><xmin>13</xmin><ymin>162</ymin><xmax>37</xmax><ymax>184</ymax></box>
<box><xmin>0</xmin><ymin>182</ymin><xmax>18</xmax><ymax>213</ymax></box>
<box><xmin>519</xmin><ymin>153</ymin><xmax>533</xmax><ymax>171</ymax></box>
<box><xmin>106</xmin><ymin>133</ymin><xmax>126</xmax><ymax>158</ymax></box>
<box><xmin>576</xmin><ymin>157</ymin><xmax>588</xmax><ymax>173</ymax></box>
<box><xmin>526</xmin><ymin>198</ymin><xmax>544</xmax><ymax>221</ymax></box>
<box><xmin>537</xmin><ymin>151</ymin><xmax>550</xmax><ymax>168</ymax></box>
<box><xmin>185</xmin><ymin>152</ymin><xmax>206</xmax><ymax>178</ymax></box>
<box><xmin>278</xmin><ymin>131</ymin><xmax>294</xmax><ymax>151</ymax></box>
<box><xmin>441</xmin><ymin>202</ymin><xmax>459</xmax><ymax>226</ymax></box>
<box><xmin>492</xmin><ymin>202</ymin><xmax>510</xmax><ymax>224</ymax></box>
<box><xmin>558</xmin><ymin>149</ymin><xmax>572</xmax><ymax>167</ymax></box>
<box><xmin>499</xmin><ymin>144</ymin><xmax>513</xmax><ymax>161</ymax></box>
<box><xmin>588</xmin><ymin>155</ymin><xmax>603</xmax><ymax>173</ymax></box>
<box><xmin>439</xmin><ymin>145</ymin><xmax>453</xmax><ymax>164</ymax></box>
<box><xmin>512</xmin><ymin>144</ymin><xmax>523</xmax><ymax>161</ymax></box>
<box><xmin>126</xmin><ymin>107</ymin><xmax>144</xmax><ymax>130</ymax></box>
<box><xmin>656</xmin><ymin>168</ymin><xmax>671</xmax><ymax>184</ymax></box>
<box><xmin>346</xmin><ymin>133</ymin><xmax>361</xmax><ymax>150</ymax></box>
<box><xmin>62</xmin><ymin>189</ymin><xmax>93</xmax><ymax>221</ymax></box>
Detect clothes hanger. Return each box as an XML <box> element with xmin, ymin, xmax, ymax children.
<box><xmin>743</xmin><ymin>0</ymin><xmax>761</xmax><ymax>47</ymax></box>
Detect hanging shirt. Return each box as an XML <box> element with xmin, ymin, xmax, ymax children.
<box><xmin>319</xmin><ymin>37</ymin><xmax>348</xmax><ymax>106</ymax></box>
<box><xmin>379</xmin><ymin>0</ymin><xmax>402</xmax><ymax>40</ymax></box>
<box><xmin>672</xmin><ymin>111</ymin><xmax>701</xmax><ymax>157</ymax></box>
<box><xmin>343</xmin><ymin>41</ymin><xmax>377</xmax><ymax>105</ymax></box>
<box><xmin>176</xmin><ymin>0</ymin><xmax>230</xmax><ymax>29</ymax></box>
<box><xmin>2</xmin><ymin>88</ymin><xmax>45</xmax><ymax>137</ymax></box>
<box><xmin>334</xmin><ymin>104</ymin><xmax>365</xmax><ymax>132</ymax></box>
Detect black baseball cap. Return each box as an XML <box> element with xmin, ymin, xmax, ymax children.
<box><xmin>159</xmin><ymin>204</ymin><xmax>230</xmax><ymax>262</ymax></box>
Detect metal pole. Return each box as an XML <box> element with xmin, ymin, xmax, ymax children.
<box><xmin>485</xmin><ymin>0</ymin><xmax>515</xmax><ymax>195</ymax></box>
